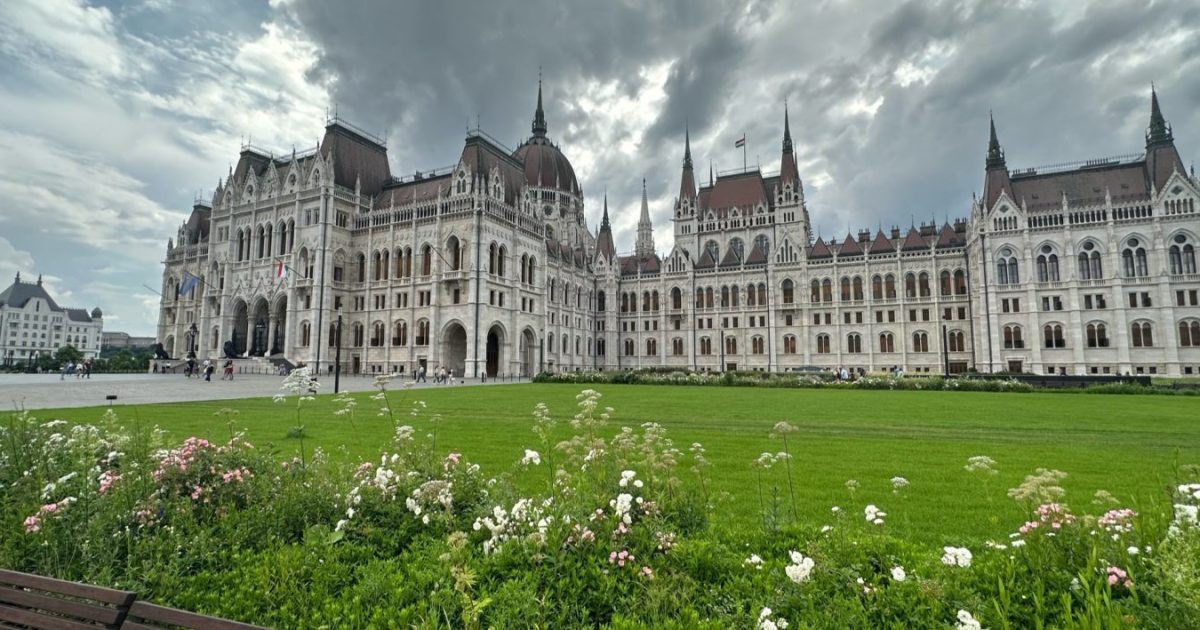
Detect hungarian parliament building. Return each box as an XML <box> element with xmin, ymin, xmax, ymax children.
<box><xmin>157</xmin><ymin>84</ymin><xmax>1200</xmax><ymax>378</ymax></box>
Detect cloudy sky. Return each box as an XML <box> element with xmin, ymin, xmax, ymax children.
<box><xmin>1</xmin><ymin>0</ymin><xmax>1198</xmax><ymax>335</ymax></box>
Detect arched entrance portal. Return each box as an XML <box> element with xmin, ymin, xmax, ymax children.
<box><xmin>520</xmin><ymin>328</ymin><xmax>537</xmax><ymax>376</ymax></box>
<box><xmin>249</xmin><ymin>299</ymin><xmax>270</xmax><ymax>356</ymax></box>
<box><xmin>485</xmin><ymin>325</ymin><xmax>503</xmax><ymax>378</ymax></box>
<box><xmin>442</xmin><ymin>322</ymin><xmax>467</xmax><ymax>377</ymax></box>
<box><xmin>230</xmin><ymin>300</ymin><xmax>249</xmax><ymax>356</ymax></box>
<box><xmin>271</xmin><ymin>296</ymin><xmax>288</xmax><ymax>355</ymax></box>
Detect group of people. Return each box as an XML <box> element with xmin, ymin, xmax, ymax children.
<box><xmin>59</xmin><ymin>359</ymin><xmax>92</xmax><ymax>380</ymax></box>
<box><xmin>413</xmin><ymin>364</ymin><xmax>456</xmax><ymax>385</ymax></box>
<box><xmin>833</xmin><ymin>365</ymin><xmax>904</xmax><ymax>381</ymax></box>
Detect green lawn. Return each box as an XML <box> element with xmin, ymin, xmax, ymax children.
<box><xmin>30</xmin><ymin>384</ymin><xmax>1200</xmax><ymax>545</ymax></box>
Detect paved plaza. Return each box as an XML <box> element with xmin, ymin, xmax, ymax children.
<box><xmin>0</xmin><ymin>372</ymin><xmax>524</xmax><ymax>411</ymax></box>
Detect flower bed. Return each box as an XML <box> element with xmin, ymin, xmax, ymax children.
<box><xmin>1</xmin><ymin>379</ymin><xmax>1198</xmax><ymax>628</ymax></box>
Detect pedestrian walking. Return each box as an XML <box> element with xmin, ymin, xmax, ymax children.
<box><xmin>418</xmin><ymin>365</ymin><xmax>426</xmax><ymax>383</ymax></box>
<box><xmin>204</xmin><ymin>362</ymin><xmax>214</xmax><ymax>381</ymax></box>
<box><xmin>223</xmin><ymin>360</ymin><xmax>234</xmax><ymax>380</ymax></box>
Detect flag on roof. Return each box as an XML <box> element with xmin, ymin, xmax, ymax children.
<box><xmin>734</xmin><ymin>134</ymin><xmax>746</xmax><ymax>148</ymax></box>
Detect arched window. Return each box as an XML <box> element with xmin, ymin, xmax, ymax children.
<box><xmin>699</xmin><ymin>336</ymin><xmax>712</xmax><ymax>355</ymax></box>
<box><xmin>393</xmin><ymin>321</ymin><xmax>407</xmax><ymax>346</ymax></box>
<box><xmin>1042</xmin><ymin>324</ymin><xmax>1065</xmax><ymax>348</ymax></box>
<box><xmin>672</xmin><ymin>338</ymin><xmax>684</xmax><ymax>356</ymax></box>
<box><xmin>918</xmin><ymin>272</ymin><xmax>931</xmax><ymax>297</ymax></box>
<box><xmin>415</xmin><ymin>320</ymin><xmax>430</xmax><ymax>345</ymax></box>
<box><xmin>671</xmin><ymin>287</ymin><xmax>682</xmax><ymax>310</ymax></box>
<box><xmin>852</xmin><ymin>276</ymin><xmax>864</xmax><ymax>301</ymax></box>
<box><xmin>746</xmin><ymin>283</ymin><xmax>757</xmax><ymax>307</ymax></box>
<box><xmin>954</xmin><ymin>270</ymin><xmax>967</xmax><ymax>294</ymax></box>
<box><xmin>751</xmin><ymin>336</ymin><xmax>765</xmax><ymax>354</ymax></box>
<box><xmin>643</xmin><ymin>291</ymin><xmax>652</xmax><ymax>311</ymax></box>
<box><xmin>871</xmin><ymin>275</ymin><xmax>883</xmax><ymax>300</ymax></box>
<box><xmin>912</xmin><ymin>331</ymin><xmax>929</xmax><ymax>353</ymax></box>
<box><xmin>497</xmin><ymin>246</ymin><xmax>507</xmax><ymax>277</ymax></box>
<box><xmin>300</xmin><ymin>321</ymin><xmax>311</xmax><ymax>347</ymax></box>
<box><xmin>757</xmin><ymin>283</ymin><xmax>767</xmax><ymax>305</ymax></box>
<box><xmin>1086</xmin><ymin>323</ymin><xmax>1109</xmax><ymax>348</ymax></box>
<box><xmin>725</xmin><ymin>335</ymin><xmax>737</xmax><ymax>355</ymax></box>
<box><xmin>627</xmin><ymin>291</ymin><xmax>636</xmax><ymax>312</ymax></box>
<box><xmin>1131</xmin><ymin>322</ymin><xmax>1153</xmax><ymax>347</ymax></box>
<box><xmin>809</xmin><ymin>279</ymin><xmax>820</xmax><ymax>303</ymax></box>
<box><xmin>878</xmin><ymin>332</ymin><xmax>894</xmax><ymax>353</ymax></box>
<box><xmin>624</xmin><ymin>338</ymin><xmax>635</xmax><ymax>356</ymax></box>
<box><xmin>905</xmin><ymin>273</ymin><xmax>917</xmax><ymax>298</ymax></box>
<box><xmin>597</xmin><ymin>290</ymin><xmax>606</xmax><ymax>312</ymax></box>
<box><xmin>421</xmin><ymin>245</ymin><xmax>432</xmax><ymax>276</ymax></box>
<box><xmin>783</xmin><ymin>335</ymin><xmax>797</xmax><ymax>354</ymax></box>
<box><xmin>357</xmin><ymin>253</ymin><xmax>367</xmax><ymax>283</ymax></box>
<box><xmin>1179</xmin><ymin>320</ymin><xmax>1200</xmax><ymax>347</ymax></box>
<box><xmin>840</xmin><ymin>277</ymin><xmax>851</xmax><ymax>301</ymax></box>
<box><xmin>846</xmin><ymin>333</ymin><xmax>862</xmax><ymax>354</ymax></box>
<box><xmin>885</xmin><ymin>274</ymin><xmax>897</xmax><ymax>298</ymax></box>
<box><xmin>815</xmin><ymin>334</ymin><xmax>830</xmax><ymax>354</ymax></box>
<box><xmin>1169</xmin><ymin>234</ymin><xmax>1197</xmax><ymax>274</ymax></box>
<box><xmin>729</xmin><ymin>238</ymin><xmax>744</xmax><ymax>262</ymax></box>
<box><xmin>645</xmin><ymin>338</ymin><xmax>658</xmax><ymax>356</ymax></box>
<box><xmin>352</xmin><ymin>323</ymin><xmax>364</xmax><ymax>347</ymax></box>
<box><xmin>947</xmin><ymin>330</ymin><xmax>965</xmax><ymax>352</ymax></box>
<box><xmin>1003</xmin><ymin>325</ymin><xmax>1023</xmax><ymax>349</ymax></box>
<box><xmin>488</xmin><ymin>243</ymin><xmax>497</xmax><ymax>275</ymax></box>
<box><xmin>373</xmin><ymin>251</ymin><xmax>383</xmax><ymax>281</ymax></box>
<box><xmin>370</xmin><ymin>322</ymin><xmax>385</xmax><ymax>347</ymax></box>
<box><xmin>940</xmin><ymin>270</ymin><xmax>952</xmax><ymax>296</ymax></box>
<box><xmin>754</xmin><ymin>234</ymin><xmax>770</xmax><ymax>258</ymax></box>
<box><xmin>782</xmin><ymin>279</ymin><xmax>795</xmax><ymax>304</ymax></box>
<box><xmin>705</xmin><ymin>287</ymin><xmax>714</xmax><ymax>308</ymax></box>
<box><xmin>704</xmin><ymin>240</ymin><xmax>719</xmax><ymax>262</ymax></box>
<box><xmin>447</xmin><ymin>236</ymin><xmax>461</xmax><ymax>271</ymax></box>
<box><xmin>821</xmin><ymin>279</ymin><xmax>832</xmax><ymax>302</ymax></box>
<box><xmin>996</xmin><ymin>248</ymin><xmax>1018</xmax><ymax>284</ymax></box>
<box><xmin>1123</xmin><ymin>239</ymin><xmax>1148</xmax><ymax>277</ymax></box>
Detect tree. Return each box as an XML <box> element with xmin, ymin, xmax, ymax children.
<box><xmin>53</xmin><ymin>345</ymin><xmax>84</xmax><ymax>365</ymax></box>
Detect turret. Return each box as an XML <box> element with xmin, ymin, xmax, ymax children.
<box><xmin>779</xmin><ymin>101</ymin><xmax>802</xmax><ymax>202</ymax></box>
<box><xmin>675</xmin><ymin>124</ymin><xmax>697</xmax><ymax>217</ymax></box>
<box><xmin>1145</xmin><ymin>85</ymin><xmax>1186</xmax><ymax>194</ymax></box>
<box><xmin>981</xmin><ymin>113</ymin><xmax>1013</xmax><ymax>210</ymax></box>
<box><xmin>635</xmin><ymin>178</ymin><xmax>655</xmax><ymax>257</ymax></box>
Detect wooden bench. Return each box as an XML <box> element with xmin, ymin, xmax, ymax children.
<box><xmin>121</xmin><ymin>601</ymin><xmax>267</xmax><ymax>630</ymax></box>
<box><xmin>0</xmin><ymin>569</ymin><xmax>135</xmax><ymax>629</ymax></box>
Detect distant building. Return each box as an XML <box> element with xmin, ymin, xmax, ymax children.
<box><xmin>0</xmin><ymin>272</ymin><xmax>104</xmax><ymax>365</ymax></box>
<box><xmin>101</xmin><ymin>332</ymin><xmax>156</xmax><ymax>349</ymax></box>
<box><xmin>157</xmin><ymin>83</ymin><xmax>1200</xmax><ymax>377</ymax></box>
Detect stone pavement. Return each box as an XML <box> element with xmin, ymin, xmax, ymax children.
<box><xmin>0</xmin><ymin>372</ymin><xmax>528</xmax><ymax>411</ymax></box>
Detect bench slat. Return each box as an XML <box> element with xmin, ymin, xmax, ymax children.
<box><xmin>0</xmin><ymin>603</ymin><xmax>102</xmax><ymax>630</ymax></box>
<box><xmin>0</xmin><ymin>571</ymin><xmax>134</xmax><ymax>607</ymax></box>
<box><xmin>126</xmin><ymin>602</ymin><xmax>267</xmax><ymax>630</ymax></box>
<box><xmin>0</xmin><ymin>586</ymin><xmax>122</xmax><ymax>625</ymax></box>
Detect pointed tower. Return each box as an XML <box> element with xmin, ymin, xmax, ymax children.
<box><xmin>982</xmin><ymin>113</ymin><xmax>1014</xmax><ymax>210</ymax></box>
<box><xmin>635</xmin><ymin>178</ymin><xmax>655</xmax><ymax>257</ymax></box>
<box><xmin>675</xmin><ymin>124</ymin><xmax>697</xmax><ymax>217</ymax></box>
<box><xmin>532</xmin><ymin>75</ymin><xmax>548</xmax><ymax>139</ymax></box>
<box><xmin>779</xmin><ymin>101</ymin><xmax>801</xmax><ymax>201</ymax></box>
<box><xmin>596</xmin><ymin>193</ymin><xmax>617</xmax><ymax>261</ymax></box>
<box><xmin>1145</xmin><ymin>86</ymin><xmax>1185</xmax><ymax>194</ymax></box>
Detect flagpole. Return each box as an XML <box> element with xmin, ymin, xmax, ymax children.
<box><xmin>743</xmin><ymin>134</ymin><xmax>747</xmax><ymax>172</ymax></box>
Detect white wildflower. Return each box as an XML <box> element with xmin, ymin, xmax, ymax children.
<box><xmin>941</xmin><ymin>546</ymin><xmax>973</xmax><ymax>568</ymax></box>
<box><xmin>891</xmin><ymin>566</ymin><xmax>907</xmax><ymax>582</ymax></box>
<box><xmin>785</xmin><ymin>550</ymin><xmax>815</xmax><ymax>584</ymax></box>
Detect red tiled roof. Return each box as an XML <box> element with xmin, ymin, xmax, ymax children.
<box><xmin>702</xmin><ymin>172</ymin><xmax>768</xmax><ymax>216</ymax></box>
<box><xmin>807</xmin><ymin>237</ymin><xmax>832</xmax><ymax>259</ymax></box>
<box><xmin>837</xmin><ymin>233</ymin><xmax>862</xmax><ymax>256</ymax></box>
<box><xmin>868</xmin><ymin>230</ymin><xmax>895</xmax><ymax>255</ymax></box>
<box><xmin>1010</xmin><ymin>162</ymin><xmax>1149</xmax><ymax>212</ymax></box>
<box><xmin>901</xmin><ymin>227</ymin><xmax>929</xmax><ymax>251</ymax></box>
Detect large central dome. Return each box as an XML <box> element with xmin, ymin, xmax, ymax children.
<box><xmin>512</xmin><ymin>80</ymin><xmax>580</xmax><ymax>195</ymax></box>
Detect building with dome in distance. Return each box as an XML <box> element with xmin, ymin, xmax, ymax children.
<box><xmin>157</xmin><ymin>83</ymin><xmax>1200</xmax><ymax>378</ymax></box>
<box><xmin>1</xmin><ymin>272</ymin><xmax>104</xmax><ymax>367</ymax></box>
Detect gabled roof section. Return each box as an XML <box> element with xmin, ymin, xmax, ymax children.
<box><xmin>901</xmin><ymin>227</ymin><xmax>929</xmax><ymax>251</ymax></box>
<box><xmin>376</xmin><ymin>174</ymin><xmax>451</xmax><ymax>208</ymax></box>
<box><xmin>935</xmin><ymin>223</ymin><xmax>960</xmax><ymax>249</ymax></box>
<box><xmin>694</xmin><ymin>248</ymin><xmax>717</xmax><ymax>269</ymax></box>
<box><xmin>837</xmin><ymin>233</ymin><xmax>862</xmax><ymax>257</ymax></box>
<box><xmin>1010</xmin><ymin>162</ymin><xmax>1148</xmax><ymax>212</ymax></box>
<box><xmin>701</xmin><ymin>171</ymin><xmax>769</xmax><ymax>217</ymax></box>
<box><xmin>459</xmin><ymin>134</ymin><xmax>527</xmax><ymax>205</ymax></box>
<box><xmin>0</xmin><ymin>277</ymin><xmax>60</xmax><ymax>311</ymax></box>
<box><xmin>868</xmin><ymin>230</ymin><xmax>895</xmax><ymax>254</ymax></box>
<box><xmin>745</xmin><ymin>241</ymin><xmax>768</xmax><ymax>265</ymax></box>
<box><xmin>807</xmin><ymin>236</ymin><xmax>832</xmax><ymax>259</ymax></box>
<box><xmin>719</xmin><ymin>246</ymin><xmax>741</xmax><ymax>267</ymax></box>
<box><xmin>321</xmin><ymin>119</ymin><xmax>391</xmax><ymax>196</ymax></box>
<box><xmin>619</xmin><ymin>254</ymin><xmax>662</xmax><ymax>277</ymax></box>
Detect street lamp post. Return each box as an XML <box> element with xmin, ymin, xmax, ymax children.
<box><xmin>334</xmin><ymin>311</ymin><xmax>343</xmax><ymax>393</ymax></box>
<box><xmin>188</xmin><ymin>323</ymin><xmax>199</xmax><ymax>354</ymax></box>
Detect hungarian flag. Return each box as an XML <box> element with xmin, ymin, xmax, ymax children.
<box><xmin>276</xmin><ymin>259</ymin><xmax>288</xmax><ymax>279</ymax></box>
<box><xmin>177</xmin><ymin>272</ymin><xmax>199</xmax><ymax>296</ymax></box>
<box><xmin>734</xmin><ymin>134</ymin><xmax>745</xmax><ymax>148</ymax></box>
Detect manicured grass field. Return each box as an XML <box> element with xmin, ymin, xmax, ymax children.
<box><xmin>29</xmin><ymin>384</ymin><xmax>1200</xmax><ymax>545</ymax></box>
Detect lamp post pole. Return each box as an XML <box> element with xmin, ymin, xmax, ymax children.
<box><xmin>334</xmin><ymin>311</ymin><xmax>343</xmax><ymax>394</ymax></box>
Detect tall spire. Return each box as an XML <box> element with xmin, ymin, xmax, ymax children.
<box><xmin>601</xmin><ymin>191</ymin><xmax>611</xmax><ymax>229</ymax></box>
<box><xmin>636</xmin><ymin>178</ymin><xmax>655</xmax><ymax>257</ymax></box>
<box><xmin>782</xmin><ymin>99</ymin><xmax>793</xmax><ymax>154</ymax></box>
<box><xmin>683</xmin><ymin>121</ymin><xmax>693</xmax><ymax>169</ymax></box>
<box><xmin>596</xmin><ymin>191</ymin><xmax>616</xmax><ymax>260</ymax></box>
<box><xmin>985</xmin><ymin>112</ymin><xmax>1006</xmax><ymax>170</ymax></box>
<box><xmin>531</xmin><ymin>72</ymin><xmax>547</xmax><ymax>138</ymax></box>
<box><xmin>1147</xmin><ymin>84</ymin><xmax>1173</xmax><ymax>146</ymax></box>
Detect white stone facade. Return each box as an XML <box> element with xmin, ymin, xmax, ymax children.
<box><xmin>158</xmin><ymin>88</ymin><xmax>1200</xmax><ymax>377</ymax></box>
<box><xmin>1</xmin><ymin>273</ymin><xmax>104</xmax><ymax>365</ymax></box>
